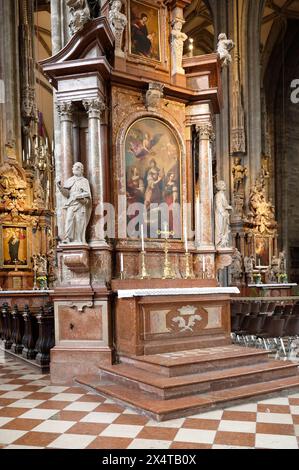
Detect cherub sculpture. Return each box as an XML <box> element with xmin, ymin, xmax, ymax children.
<box><xmin>217</xmin><ymin>33</ymin><xmax>235</xmax><ymax>67</ymax></box>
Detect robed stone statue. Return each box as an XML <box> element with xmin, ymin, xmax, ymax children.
<box><xmin>57</xmin><ymin>162</ymin><xmax>92</xmax><ymax>244</ymax></box>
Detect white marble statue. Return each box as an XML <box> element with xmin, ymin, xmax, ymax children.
<box><xmin>57</xmin><ymin>162</ymin><xmax>92</xmax><ymax>244</ymax></box>
<box><xmin>217</xmin><ymin>33</ymin><xmax>235</xmax><ymax>67</ymax></box>
<box><xmin>214</xmin><ymin>180</ymin><xmax>232</xmax><ymax>248</ymax></box>
<box><xmin>66</xmin><ymin>0</ymin><xmax>90</xmax><ymax>35</ymax></box>
<box><xmin>171</xmin><ymin>18</ymin><xmax>188</xmax><ymax>75</ymax></box>
<box><xmin>108</xmin><ymin>0</ymin><xmax>127</xmax><ymax>58</ymax></box>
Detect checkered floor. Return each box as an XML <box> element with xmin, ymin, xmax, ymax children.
<box><xmin>0</xmin><ymin>348</ymin><xmax>299</xmax><ymax>449</ymax></box>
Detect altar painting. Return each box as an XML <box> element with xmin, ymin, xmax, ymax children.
<box><xmin>125</xmin><ymin>118</ymin><xmax>181</xmax><ymax>239</ymax></box>
<box><xmin>1</xmin><ymin>225</ymin><xmax>28</xmax><ymax>268</ymax></box>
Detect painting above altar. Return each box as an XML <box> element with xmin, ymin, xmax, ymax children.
<box><xmin>125</xmin><ymin>117</ymin><xmax>181</xmax><ymax>239</ymax></box>
<box><xmin>129</xmin><ymin>0</ymin><xmax>161</xmax><ymax>62</ymax></box>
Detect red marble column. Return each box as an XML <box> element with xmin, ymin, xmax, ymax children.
<box><xmin>56</xmin><ymin>101</ymin><xmax>73</xmax><ymax>182</ymax></box>
<box><xmin>83</xmin><ymin>98</ymin><xmax>106</xmax><ymax>245</ymax></box>
<box><xmin>195</xmin><ymin>122</ymin><xmax>214</xmax><ymax>250</ymax></box>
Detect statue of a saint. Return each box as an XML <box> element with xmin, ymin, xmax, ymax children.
<box><xmin>171</xmin><ymin>19</ymin><xmax>187</xmax><ymax>75</ymax></box>
<box><xmin>108</xmin><ymin>0</ymin><xmax>127</xmax><ymax>57</ymax></box>
<box><xmin>244</xmin><ymin>255</ymin><xmax>255</xmax><ymax>284</ymax></box>
<box><xmin>231</xmin><ymin>248</ymin><xmax>243</xmax><ymax>284</ymax></box>
<box><xmin>57</xmin><ymin>162</ymin><xmax>92</xmax><ymax>244</ymax></box>
<box><xmin>232</xmin><ymin>157</ymin><xmax>247</xmax><ymax>194</ymax></box>
<box><xmin>214</xmin><ymin>180</ymin><xmax>232</xmax><ymax>248</ymax></box>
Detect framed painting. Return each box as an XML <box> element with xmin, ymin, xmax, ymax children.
<box><xmin>125</xmin><ymin>117</ymin><xmax>181</xmax><ymax>239</ymax></box>
<box><xmin>255</xmin><ymin>236</ymin><xmax>270</xmax><ymax>267</ymax></box>
<box><xmin>129</xmin><ymin>0</ymin><xmax>161</xmax><ymax>62</ymax></box>
<box><xmin>1</xmin><ymin>225</ymin><xmax>28</xmax><ymax>269</ymax></box>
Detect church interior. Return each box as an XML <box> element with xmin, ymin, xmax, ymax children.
<box><xmin>0</xmin><ymin>0</ymin><xmax>299</xmax><ymax>450</ymax></box>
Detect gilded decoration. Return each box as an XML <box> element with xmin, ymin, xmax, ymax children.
<box><xmin>245</xmin><ymin>174</ymin><xmax>277</xmax><ymax>236</ymax></box>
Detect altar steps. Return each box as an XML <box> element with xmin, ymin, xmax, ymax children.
<box><xmin>119</xmin><ymin>347</ymin><xmax>272</xmax><ymax>377</ymax></box>
<box><xmin>75</xmin><ymin>345</ymin><xmax>299</xmax><ymax>421</ymax></box>
<box><xmin>75</xmin><ymin>373</ymin><xmax>299</xmax><ymax>421</ymax></box>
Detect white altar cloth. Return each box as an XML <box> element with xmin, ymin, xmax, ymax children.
<box><xmin>117</xmin><ymin>287</ymin><xmax>240</xmax><ymax>299</ymax></box>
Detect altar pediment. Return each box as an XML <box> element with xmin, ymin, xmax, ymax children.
<box><xmin>40</xmin><ymin>17</ymin><xmax>114</xmax><ymax>88</ymax></box>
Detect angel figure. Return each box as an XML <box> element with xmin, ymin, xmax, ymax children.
<box><xmin>128</xmin><ymin>129</ymin><xmax>162</xmax><ymax>159</ymax></box>
<box><xmin>217</xmin><ymin>33</ymin><xmax>235</xmax><ymax>67</ymax></box>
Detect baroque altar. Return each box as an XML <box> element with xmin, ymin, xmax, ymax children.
<box><xmin>40</xmin><ymin>0</ymin><xmax>235</xmax><ymax>385</ymax></box>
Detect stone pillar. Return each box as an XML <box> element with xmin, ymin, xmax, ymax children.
<box><xmin>56</xmin><ymin>101</ymin><xmax>74</xmax><ymax>182</ymax></box>
<box><xmin>195</xmin><ymin>122</ymin><xmax>214</xmax><ymax>251</ymax></box>
<box><xmin>83</xmin><ymin>98</ymin><xmax>106</xmax><ymax>245</ymax></box>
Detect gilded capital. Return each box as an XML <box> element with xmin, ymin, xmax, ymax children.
<box><xmin>56</xmin><ymin>102</ymin><xmax>73</xmax><ymax>121</ymax></box>
<box><xmin>83</xmin><ymin>98</ymin><xmax>106</xmax><ymax>119</ymax></box>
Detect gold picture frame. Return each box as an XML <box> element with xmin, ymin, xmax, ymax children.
<box><xmin>1</xmin><ymin>224</ymin><xmax>29</xmax><ymax>269</ymax></box>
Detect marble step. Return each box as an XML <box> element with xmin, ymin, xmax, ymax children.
<box><xmin>75</xmin><ymin>374</ymin><xmax>299</xmax><ymax>421</ymax></box>
<box><xmin>119</xmin><ymin>345</ymin><xmax>272</xmax><ymax>377</ymax></box>
<box><xmin>98</xmin><ymin>360</ymin><xmax>298</xmax><ymax>399</ymax></box>
<box><xmin>142</xmin><ymin>333</ymin><xmax>231</xmax><ymax>355</ymax></box>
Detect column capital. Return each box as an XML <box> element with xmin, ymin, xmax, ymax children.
<box><xmin>56</xmin><ymin>101</ymin><xmax>73</xmax><ymax>121</ymax></box>
<box><xmin>83</xmin><ymin>98</ymin><xmax>106</xmax><ymax>119</ymax></box>
<box><xmin>195</xmin><ymin>122</ymin><xmax>214</xmax><ymax>140</ymax></box>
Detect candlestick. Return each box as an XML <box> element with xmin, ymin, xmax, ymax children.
<box><xmin>157</xmin><ymin>228</ymin><xmax>175</xmax><ymax>279</ymax></box>
<box><xmin>184</xmin><ymin>226</ymin><xmax>188</xmax><ymax>253</ymax></box>
<box><xmin>120</xmin><ymin>253</ymin><xmax>124</xmax><ymax>273</ymax></box>
<box><xmin>140</xmin><ymin>250</ymin><xmax>148</xmax><ymax>279</ymax></box>
<box><xmin>141</xmin><ymin>224</ymin><xmax>145</xmax><ymax>252</ymax></box>
<box><xmin>184</xmin><ymin>252</ymin><xmax>193</xmax><ymax>279</ymax></box>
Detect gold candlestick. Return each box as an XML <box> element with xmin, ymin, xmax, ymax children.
<box><xmin>157</xmin><ymin>228</ymin><xmax>175</xmax><ymax>279</ymax></box>
<box><xmin>120</xmin><ymin>271</ymin><xmax>125</xmax><ymax>280</ymax></box>
<box><xmin>184</xmin><ymin>252</ymin><xmax>192</xmax><ymax>279</ymax></box>
<box><xmin>140</xmin><ymin>251</ymin><xmax>148</xmax><ymax>279</ymax></box>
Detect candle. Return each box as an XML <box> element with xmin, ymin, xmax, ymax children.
<box><xmin>164</xmin><ymin>222</ymin><xmax>168</xmax><ymax>235</ymax></box>
<box><xmin>22</xmin><ymin>149</ymin><xmax>25</xmax><ymax>161</ymax></box>
<box><xmin>202</xmin><ymin>256</ymin><xmax>206</xmax><ymax>272</ymax></box>
<box><xmin>28</xmin><ymin>138</ymin><xmax>31</xmax><ymax>156</ymax></box>
<box><xmin>141</xmin><ymin>224</ymin><xmax>145</xmax><ymax>252</ymax></box>
<box><xmin>184</xmin><ymin>226</ymin><xmax>188</xmax><ymax>253</ymax></box>
<box><xmin>120</xmin><ymin>253</ymin><xmax>124</xmax><ymax>272</ymax></box>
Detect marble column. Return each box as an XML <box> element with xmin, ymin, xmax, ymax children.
<box><xmin>195</xmin><ymin>122</ymin><xmax>214</xmax><ymax>250</ymax></box>
<box><xmin>56</xmin><ymin>101</ymin><xmax>74</xmax><ymax>181</ymax></box>
<box><xmin>83</xmin><ymin>98</ymin><xmax>106</xmax><ymax>245</ymax></box>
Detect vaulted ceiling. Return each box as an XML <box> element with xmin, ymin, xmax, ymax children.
<box><xmin>183</xmin><ymin>0</ymin><xmax>214</xmax><ymax>55</ymax></box>
<box><xmin>261</xmin><ymin>0</ymin><xmax>299</xmax><ymax>49</ymax></box>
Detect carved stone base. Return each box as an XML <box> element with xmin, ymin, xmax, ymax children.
<box><xmin>50</xmin><ymin>348</ymin><xmax>112</xmax><ymax>384</ymax></box>
<box><xmin>50</xmin><ymin>293</ymin><xmax>112</xmax><ymax>383</ymax></box>
<box><xmin>57</xmin><ymin>244</ymin><xmax>90</xmax><ymax>286</ymax></box>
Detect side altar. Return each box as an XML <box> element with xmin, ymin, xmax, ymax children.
<box><xmin>38</xmin><ymin>1</ymin><xmax>299</xmax><ymax>417</ymax></box>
